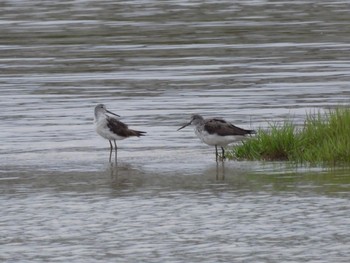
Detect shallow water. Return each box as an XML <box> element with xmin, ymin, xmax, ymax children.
<box><xmin>1</xmin><ymin>0</ymin><xmax>350</xmax><ymax>262</ymax></box>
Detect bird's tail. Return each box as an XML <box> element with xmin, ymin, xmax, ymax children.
<box><xmin>246</xmin><ymin>129</ymin><xmax>256</xmax><ymax>135</ymax></box>
<box><xmin>130</xmin><ymin>130</ymin><xmax>146</xmax><ymax>137</ymax></box>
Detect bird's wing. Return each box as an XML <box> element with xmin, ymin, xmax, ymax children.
<box><xmin>107</xmin><ymin>117</ymin><xmax>131</xmax><ymax>137</ymax></box>
<box><xmin>204</xmin><ymin>118</ymin><xmax>253</xmax><ymax>136</ymax></box>
<box><xmin>107</xmin><ymin>117</ymin><xmax>146</xmax><ymax>137</ymax></box>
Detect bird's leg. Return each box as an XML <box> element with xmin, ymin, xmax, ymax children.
<box><xmin>216</xmin><ymin>161</ymin><xmax>219</xmax><ymax>180</ymax></box>
<box><xmin>109</xmin><ymin>140</ymin><xmax>113</xmax><ymax>162</ymax></box>
<box><xmin>215</xmin><ymin>145</ymin><xmax>218</xmax><ymax>162</ymax></box>
<box><xmin>113</xmin><ymin>140</ymin><xmax>118</xmax><ymax>164</ymax></box>
<box><xmin>222</xmin><ymin>160</ymin><xmax>225</xmax><ymax>180</ymax></box>
<box><xmin>221</xmin><ymin>147</ymin><xmax>226</xmax><ymax>160</ymax></box>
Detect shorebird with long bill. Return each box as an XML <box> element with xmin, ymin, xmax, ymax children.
<box><xmin>94</xmin><ymin>104</ymin><xmax>146</xmax><ymax>163</ymax></box>
<box><xmin>178</xmin><ymin>114</ymin><xmax>255</xmax><ymax>161</ymax></box>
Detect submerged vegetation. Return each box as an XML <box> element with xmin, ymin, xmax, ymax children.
<box><xmin>227</xmin><ymin>107</ymin><xmax>350</xmax><ymax>166</ymax></box>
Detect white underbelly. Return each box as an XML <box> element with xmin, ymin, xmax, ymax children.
<box><xmin>195</xmin><ymin>129</ymin><xmax>245</xmax><ymax>147</ymax></box>
<box><xmin>95</xmin><ymin>120</ymin><xmax>125</xmax><ymax>141</ymax></box>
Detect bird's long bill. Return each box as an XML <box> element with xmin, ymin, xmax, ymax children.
<box><xmin>106</xmin><ymin>109</ymin><xmax>120</xmax><ymax>117</ymax></box>
<box><xmin>177</xmin><ymin>122</ymin><xmax>191</xmax><ymax>131</ymax></box>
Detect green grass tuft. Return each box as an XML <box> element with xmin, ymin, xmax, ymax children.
<box><xmin>227</xmin><ymin>107</ymin><xmax>350</xmax><ymax>166</ymax></box>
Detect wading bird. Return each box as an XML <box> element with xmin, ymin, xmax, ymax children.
<box><xmin>94</xmin><ymin>104</ymin><xmax>146</xmax><ymax>163</ymax></box>
<box><xmin>178</xmin><ymin>114</ymin><xmax>255</xmax><ymax>161</ymax></box>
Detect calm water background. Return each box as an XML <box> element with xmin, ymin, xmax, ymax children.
<box><xmin>1</xmin><ymin>1</ymin><xmax>350</xmax><ymax>262</ymax></box>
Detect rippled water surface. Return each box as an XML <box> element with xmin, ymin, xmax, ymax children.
<box><xmin>1</xmin><ymin>1</ymin><xmax>350</xmax><ymax>262</ymax></box>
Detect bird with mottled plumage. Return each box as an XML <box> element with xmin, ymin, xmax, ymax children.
<box><xmin>178</xmin><ymin>114</ymin><xmax>255</xmax><ymax>160</ymax></box>
<box><xmin>94</xmin><ymin>104</ymin><xmax>146</xmax><ymax>163</ymax></box>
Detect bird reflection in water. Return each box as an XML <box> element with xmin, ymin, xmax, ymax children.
<box><xmin>216</xmin><ymin>160</ymin><xmax>225</xmax><ymax>180</ymax></box>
